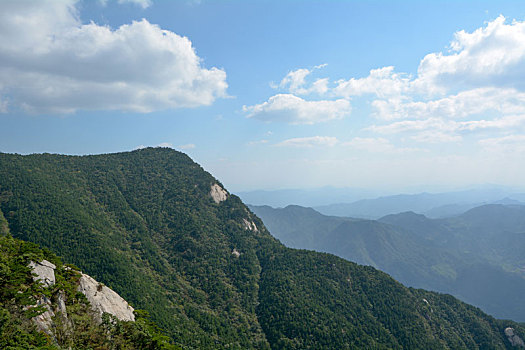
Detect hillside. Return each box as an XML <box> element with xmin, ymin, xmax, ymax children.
<box><xmin>251</xmin><ymin>204</ymin><xmax>525</xmax><ymax>322</ymax></box>
<box><xmin>0</xmin><ymin>230</ymin><xmax>175</xmax><ymax>349</ymax></box>
<box><xmin>0</xmin><ymin>148</ymin><xmax>524</xmax><ymax>349</ymax></box>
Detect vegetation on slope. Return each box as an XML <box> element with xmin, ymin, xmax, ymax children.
<box><xmin>0</xmin><ymin>148</ymin><xmax>523</xmax><ymax>349</ymax></box>
<box><xmin>0</xmin><ymin>226</ymin><xmax>175</xmax><ymax>349</ymax></box>
<box><xmin>252</xmin><ymin>204</ymin><xmax>525</xmax><ymax>322</ymax></box>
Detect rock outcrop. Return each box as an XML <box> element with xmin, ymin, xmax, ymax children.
<box><xmin>29</xmin><ymin>260</ymin><xmax>56</xmax><ymax>287</ymax></box>
<box><xmin>28</xmin><ymin>261</ymin><xmax>68</xmax><ymax>335</ymax></box>
<box><xmin>78</xmin><ymin>273</ymin><xmax>135</xmax><ymax>322</ymax></box>
<box><xmin>505</xmin><ymin>327</ymin><xmax>525</xmax><ymax>347</ymax></box>
<box><xmin>210</xmin><ymin>183</ymin><xmax>228</xmax><ymax>203</ymax></box>
<box><xmin>242</xmin><ymin>218</ymin><xmax>258</xmax><ymax>232</ymax></box>
<box><xmin>29</xmin><ymin>259</ymin><xmax>135</xmax><ymax>330</ymax></box>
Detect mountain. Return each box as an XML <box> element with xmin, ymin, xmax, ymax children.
<box><xmin>314</xmin><ymin>189</ymin><xmax>524</xmax><ymax>219</ymax></box>
<box><xmin>236</xmin><ymin>187</ymin><xmax>379</xmax><ymax>208</ymax></box>
<box><xmin>0</xmin><ymin>148</ymin><xmax>524</xmax><ymax>349</ymax></box>
<box><xmin>380</xmin><ymin>204</ymin><xmax>525</xmax><ymax>277</ymax></box>
<box><xmin>252</xmin><ymin>204</ymin><xmax>525</xmax><ymax>322</ymax></box>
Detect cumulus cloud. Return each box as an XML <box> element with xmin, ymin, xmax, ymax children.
<box><xmin>278</xmin><ymin>65</ymin><xmax>329</xmax><ymax>95</ymax></box>
<box><xmin>333</xmin><ymin>66</ymin><xmax>411</xmax><ymax>98</ymax></box>
<box><xmin>279</xmin><ymin>68</ymin><xmax>311</xmax><ymax>92</ymax></box>
<box><xmin>0</xmin><ymin>0</ymin><xmax>227</xmax><ymax>114</ymax></box>
<box><xmin>415</xmin><ymin>15</ymin><xmax>525</xmax><ymax>93</ymax></box>
<box><xmin>267</xmin><ymin>17</ymin><xmax>525</xmax><ymax>134</ymax></box>
<box><xmin>275</xmin><ymin>136</ymin><xmax>338</xmax><ymax>148</ymax></box>
<box><xmin>331</xmin><ymin>16</ymin><xmax>525</xmax><ymax>98</ymax></box>
<box><xmin>243</xmin><ymin>94</ymin><xmax>351</xmax><ymax>124</ymax></box>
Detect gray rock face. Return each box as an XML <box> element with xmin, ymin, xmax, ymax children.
<box><xmin>210</xmin><ymin>183</ymin><xmax>228</xmax><ymax>203</ymax></box>
<box><xmin>78</xmin><ymin>273</ymin><xmax>135</xmax><ymax>322</ymax></box>
<box><xmin>29</xmin><ymin>260</ymin><xmax>56</xmax><ymax>287</ymax></box>
<box><xmin>505</xmin><ymin>327</ymin><xmax>525</xmax><ymax>347</ymax></box>
<box><xmin>242</xmin><ymin>218</ymin><xmax>258</xmax><ymax>232</ymax></box>
<box><xmin>31</xmin><ymin>296</ymin><xmax>55</xmax><ymax>334</ymax></box>
<box><xmin>29</xmin><ymin>259</ymin><xmax>135</xmax><ymax>334</ymax></box>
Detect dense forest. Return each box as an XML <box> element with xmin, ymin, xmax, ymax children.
<box><xmin>0</xmin><ymin>148</ymin><xmax>523</xmax><ymax>349</ymax></box>
<box><xmin>250</xmin><ymin>204</ymin><xmax>525</xmax><ymax>322</ymax></box>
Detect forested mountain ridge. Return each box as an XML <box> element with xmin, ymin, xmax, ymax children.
<box><xmin>251</xmin><ymin>204</ymin><xmax>525</xmax><ymax>322</ymax></box>
<box><xmin>0</xmin><ymin>148</ymin><xmax>524</xmax><ymax>349</ymax></box>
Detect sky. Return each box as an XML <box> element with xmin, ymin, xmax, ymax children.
<box><xmin>2</xmin><ymin>0</ymin><xmax>525</xmax><ymax>192</ymax></box>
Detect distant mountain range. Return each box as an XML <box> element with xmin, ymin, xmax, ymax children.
<box><xmin>315</xmin><ymin>191</ymin><xmax>525</xmax><ymax>219</ymax></box>
<box><xmin>238</xmin><ymin>187</ymin><xmax>525</xmax><ymax>219</ymax></box>
<box><xmin>250</xmin><ymin>204</ymin><xmax>525</xmax><ymax>322</ymax></box>
<box><xmin>236</xmin><ymin>187</ymin><xmax>382</xmax><ymax>207</ymax></box>
<box><xmin>1</xmin><ymin>149</ymin><xmax>524</xmax><ymax>348</ymax></box>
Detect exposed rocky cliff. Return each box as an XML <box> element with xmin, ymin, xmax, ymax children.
<box><xmin>78</xmin><ymin>273</ymin><xmax>135</xmax><ymax>322</ymax></box>
<box><xmin>210</xmin><ymin>183</ymin><xmax>228</xmax><ymax>203</ymax></box>
<box><xmin>29</xmin><ymin>258</ymin><xmax>135</xmax><ymax>334</ymax></box>
<box><xmin>0</xmin><ymin>234</ymin><xmax>175</xmax><ymax>349</ymax></box>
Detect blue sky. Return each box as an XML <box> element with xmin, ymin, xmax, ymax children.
<box><xmin>2</xmin><ymin>0</ymin><xmax>525</xmax><ymax>192</ymax></box>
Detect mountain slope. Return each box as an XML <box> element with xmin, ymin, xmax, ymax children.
<box><xmin>0</xmin><ymin>149</ymin><xmax>523</xmax><ymax>348</ymax></box>
<box><xmin>0</xmin><ymin>230</ymin><xmax>175</xmax><ymax>349</ymax></box>
<box><xmin>252</xmin><ymin>204</ymin><xmax>525</xmax><ymax>322</ymax></box>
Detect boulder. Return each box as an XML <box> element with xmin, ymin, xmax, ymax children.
<box><xmin>78</xmin><ymin>273</ymin><xmax>135</xmax><ymax>322</ymax></box>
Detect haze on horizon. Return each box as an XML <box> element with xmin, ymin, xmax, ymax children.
<box><xmin>1</xmin><ymin>0</ymin><xmax>525</xmax><ymax>193</ymax></box>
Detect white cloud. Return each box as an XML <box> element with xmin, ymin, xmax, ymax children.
<box><xmin>371</xmin><ymin>88</ymin><xmax>525</xmax><ymax>120</ymax></box>
<box><xmin>118</xmin><ymin>0</ymin><xmax>152</xmax><ymax>8</ymax></box>
<box><xmin>479</xmin><ymin>134</ymin><xmax>525</xmax><ymax>153</ymax></box>
<box><xmin>415</xmin><ymin>15</ymin><xmax>525</xmax><ymax>93</ymax></box>
<box><xmin>247</xmin><ymin>139</ymin><xmax>269</xmax><ymax>146</ymax></box>
<box><xmin>267</xmin><ymin>16</ymin><xmax>525</xmax><ymax>136</ymax></box>
<box><xmin>410</xmin><ymin>131</ymin><xmax>462</xmax><ymax>144</ymax></box>
<box><xmin>279</xmin><ymin>68</ymin><xmax>311</xmax><ymax>92</ymax></box>
<box><xmin>276</xmin><ymin>136</ymin><xmax>338</xmax><ymax>148</ymax></box>
<box><xmin>0</xmin><ymin>0</ymin><xmax>227</xmax><ymax>114</ymax></box>
<box><xmin>342</xmin><ymin>137</ymin><xmax>421</xmax><ymax>153</ymax></box>
<box><xmin>178</xmin><ymin>143</ymin><xmax>195</xmax><ymax>150</ymax></box>
<box><xmin>333</xmin><ymin>66</ymin><xmax>411</xmax><ymax>98</ymax></box>
<box><xmin>278</xmin><ymin>65</ymin><xmax>329</xmax><ymax>95</ymax></box>
<box><xmin>370</xmin><ymin>114</ymin><xmax>525</xmax><ymax>135</ymax></box>
<box><xmin>243</xmin><ymin>94</ymin><xmax>351</xmax><ymax>124</ymax></box>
